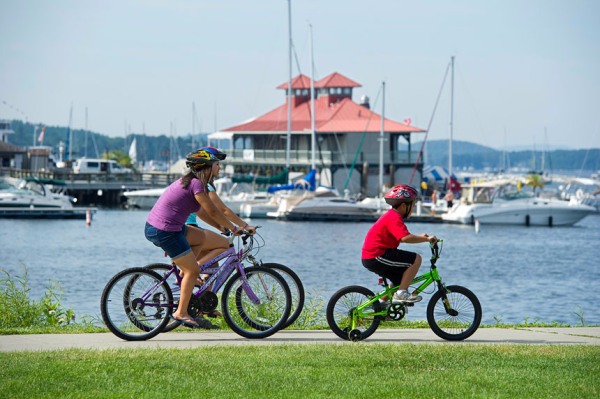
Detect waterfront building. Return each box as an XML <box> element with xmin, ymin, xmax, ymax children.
<box><xmin>210</xmin><ymin>72</ymin><xmax>425</xmax><ymax>196</ymax></box>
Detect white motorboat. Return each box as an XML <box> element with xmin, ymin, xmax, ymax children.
<box><xmin>0</xmin><ymin>178</ymin><xmax>74</xmax><ymax>209</ymax></box>
<box><xmin>442</xmin><ymin>180</ymin><xmax>595</xmax><ymax>226</ymax></box>
<box><xmin>123</xmin><ymin>187</ymin><xmax>166</xmax><ymax>209</ymax></box>
<box><xmin>268</xmin><ymin>187</ymin><xmax>380</xmax><ymax>221</ymax></box>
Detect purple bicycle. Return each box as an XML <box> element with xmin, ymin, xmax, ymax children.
<box><xmin>100</xmin><ymin>230</ymin><xmax>292</xmax><ymax>341</ymax></box>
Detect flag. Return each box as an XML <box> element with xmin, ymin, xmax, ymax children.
<box><xmin>37</xmin><ymin>127</ymin><xmax>45</xmax><ymax>143</ymax></box>
<box><xmin>404</xmin><ymin>118</ymin><xmax>411</xmax><ymax>126</ymax></box>
<box><xmin>128</xmin><ymin>138</ymin><xmax>137</xmax><ymax>164</ymax></box>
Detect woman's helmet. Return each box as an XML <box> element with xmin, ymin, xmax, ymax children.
<box><xmin>384</xmin><ymin>184</ymin><xmax>420</xmax><ymax>206</ymax></box>
<box><xmin>185</xmin><ymin>147</ymin><xmax>226</xmax><ymax>171</ymax></box>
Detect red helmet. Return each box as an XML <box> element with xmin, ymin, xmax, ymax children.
<box><xmin>384</xmin><ymin>185</ymin><xmax>420</xmax><ymax>206</ymax></box>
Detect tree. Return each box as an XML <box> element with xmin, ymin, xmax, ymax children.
<box><xmin>525</xmin><ymin>174</ymin><xmax>544</xmax><ymax>196</ymax></box>
<box><xmin>102</xmin><ymin>150</ymin><xmax>132</xmax><ymax>168</ymax></box>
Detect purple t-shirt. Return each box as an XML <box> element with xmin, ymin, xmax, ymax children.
<box><xmin>147</xmin><ymin>178</ymin><xmax>204</xmax><ymax>232</ymax></box>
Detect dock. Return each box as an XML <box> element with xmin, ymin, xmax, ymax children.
<box><xmin>0</xmin><ymin>207</ymin><xmax>96</xmax><ymax>219</ymax></box>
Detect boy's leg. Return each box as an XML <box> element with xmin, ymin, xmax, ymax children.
<box><xmin>398</xmin><ymin>254</ymin><xmax>422</xmax><ymax>291</ymax></box>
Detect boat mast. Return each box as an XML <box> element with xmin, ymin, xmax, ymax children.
<box><xmin>541</xmin><ymin>126</ymin><xmax>546</xmax><ymax>174</ymax></box>
<box><xmin>192</xmin><ymin>102</ymin><xmax>195</xmax><ymax>150</ymax></box>
<box><xmin>379</xmin><ymin>81</ymin><xmax>385</xmax><ymax>198</ymax></box>
<box><xmin>448</xmin><ymin>56</ymin><xmax>454</xmax><ymax>191</ymax></box>
<box><xmin>286</xmin><ymin>0</ymin><xmax>292</xmax><ymax>174</ymax></box>
<box><xmin>67</xmin><ymin>103</ymin><xmax>73</xmax><ymax>161</ymax></box>
<box><xmin>309</xmin><ymin>23</ymin><xmax>316</xmax><ymax>171</ymax></box>
<box><xmin>84</xmin><ymin>107</ymin><xmax>88</xmax><ymax>158</ymax></box>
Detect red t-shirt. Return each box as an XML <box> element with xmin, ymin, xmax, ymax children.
<box><xmin>361</xmin><ymin>209</ymin><xmax>410</xmax><ymax>259</ymax></box>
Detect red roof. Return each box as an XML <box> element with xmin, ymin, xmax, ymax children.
<box><xmin>276</xmin><ymin>74</ymin><xmax>312</xmax><ymax>90</ymax></box>
<box><xmin>223</xmin><ymin>97</ymin><xmax>424</xmax><ymax>134</ymax></box>
<box><xmin>276</xmin><ymin>72</ymin><xmax>362</xmax><ymax>90</ymax></box>
<box><xmin>315</xmin><ymin>72</ymin><xmax>361</xmax><ymax>88</ymax></box>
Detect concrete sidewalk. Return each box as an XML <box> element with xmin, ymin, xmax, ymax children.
<box><xmin>1</xmin><ymin>327</ymin><xmax>599</xmax><ymax>352</ymax></box>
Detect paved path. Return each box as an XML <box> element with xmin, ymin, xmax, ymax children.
<box><xmin>1</xmin><ymin>327</ymin><xmax>599</xmax><ymax>352</ymax></box>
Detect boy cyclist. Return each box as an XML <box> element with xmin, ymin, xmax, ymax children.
<box><xmin>362</xmin><ymin>185</ymin><xmax>437</xmax><ymax>304</ymax></box>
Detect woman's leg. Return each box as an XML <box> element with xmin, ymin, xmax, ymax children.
<box><xmin>195</xmin><ymin>230</ymin><xmax>229</xmax><ymax>271</ymax></box>
<box><xmin>171</xmin><ymin>227</ymin><xmax>207</xmax><ymax>325</ymax></box>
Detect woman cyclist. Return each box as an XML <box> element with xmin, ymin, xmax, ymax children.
<box><xmin>144</xmin><ymin>148</ymin><xmax>242</xmax><ymax>329</ymax></box>
<box><xmin>186</xmin><ymin>147</ymin><xmax>257</xmax><ymax>265</ymax></box>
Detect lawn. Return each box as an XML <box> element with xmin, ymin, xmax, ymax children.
<box><xmin>1</xmin><ymin>344</ymin><xmax>598</xmax><ymax>398</ymax></box>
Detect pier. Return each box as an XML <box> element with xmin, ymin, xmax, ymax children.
<box><xmin>4</xmin><ymin>168</ymin><xmax>179</xmax><ymax>207</ymax></box>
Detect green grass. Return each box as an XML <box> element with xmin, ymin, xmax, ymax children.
<box><xmin>1</xmin><ymin>344</ymin><xmax>598</xmax><ymax>398</ymax></box>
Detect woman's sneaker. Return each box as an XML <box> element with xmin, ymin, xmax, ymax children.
<box><xmin>392</xmin><ymin>290</ymin><xmax>422</xmax><ymax>303</ymax></box>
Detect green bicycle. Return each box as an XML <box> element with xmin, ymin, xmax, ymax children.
<box><xmin>326</xmin><ymin>240</ymin><xmax>482</xmax><ymax>341</ymax></box>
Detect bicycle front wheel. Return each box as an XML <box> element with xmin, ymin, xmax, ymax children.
<box><xmin>426</xmin><ymin>285</ymin><xmax>482</xmax><ymax>341</ymax></box>
<box><xmin>221</xmin><ymin>266</ymin><xmax>291</xmax><ymax>339</ymax></box>
<box><xmin>326</xmin><ymin>286</ymin><xmax>381</xmax><ymax>341</ymax></box>
<box><xmin>101</xmin><ymin>267</ymin><xmax>173</xmax><ymax>341</ymax></box>
<box><xmin>262</xmin><ymin>263</ymin><xmax>304</xmax><ymax>329</ymax></box>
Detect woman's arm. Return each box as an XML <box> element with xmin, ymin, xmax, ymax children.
<box><xmin>209</xmin><ymin>191</ymin><xmax>256</xmax><ymax>233</ymax></box>
<box><xmin>196</xmin><ymin>208</ymin><xmax>224</xmax><ymax>232</ymax></box>
<box><xmin>195</xmin><ymin>192</ymin><xmax>238</xmax><ymax>232</ymax></box>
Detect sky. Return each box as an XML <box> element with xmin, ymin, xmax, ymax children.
<box><xmin>1</xmin><ymin>0</ymin><xmax>599</xmax><ymax>150</ymax></box>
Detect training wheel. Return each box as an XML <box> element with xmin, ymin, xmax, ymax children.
<box><xmin>349</xmin><ymin>329</ymin><xmax>362</xmax><ymax>342</ymax></box>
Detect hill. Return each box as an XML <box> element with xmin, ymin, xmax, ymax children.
<box><xmin>5</xmin><ymin>120</ymin><xmax>599</xmax><ymax>172</ymax></box>
<box><xmin>6</xmin><ymin>120</ymin><xmax>209</xmax><ymax>162</ymax></box>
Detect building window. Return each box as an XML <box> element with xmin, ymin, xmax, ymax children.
<box><xmin>329</xmin><ymin>87</ymin><xmax>336</xmax><ymax>95</ymax></box>
<box><xmin>295</xmin><ymin>89</ymin><xmax>301</xmax><ymax>96</ymax></box>
<box><xmin>343</xmin><ymin>87</ymin><xmax>351</xmax><ymax>95</ymax></box>
<box><xmin>302</xmin><ymin>89</ymin><xmax>308</xmax><ymax>95</ymax></box>
<box><xmin>336</xmin><ymin>88</ymin><xmax>342</xmax><ymax>95</ymax></box>
<box><xmin>234</xmin><ymin>137</ymin><xmax>244</xmax><ymax>149</ymax></box>
<box><xmin>244</xmin><ymin>137</ymin><xmax>252</xmax><ymax>149</ymax></box>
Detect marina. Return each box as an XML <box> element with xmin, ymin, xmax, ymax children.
<box><xmin>1</xmin><ymin>210</ymin><xmax>599</xmax><ymax>327</ymax></box>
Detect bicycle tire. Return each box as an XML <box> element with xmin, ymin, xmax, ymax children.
<box><xmin>101</xmin><ymin>267</ymin><xmax>173</xmax><ymax>341</ymax></box>
<box><xmin>262</xmin><ymin>263</ymin><xmax>304</xmax><ymax>329</ymax></box>
<box><xmin>144</xmin><ymin>263</ymin><xmax>181</xmax><ymax>333</ymax></box>
<box><xmin>326</xmin><ymin>286</ymin><xmax>381</xmax><ymax>341</ymax></box>
<box><xmin>426</xmin><ymin>285</ymin><xmax>482</xmax><ymax>341</ymax></box>
<box><xmin>221</xmin><ymin>266</ymin><xmax>291</xmax><ymax>339</ymax></box>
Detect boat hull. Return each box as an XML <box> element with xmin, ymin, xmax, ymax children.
<box><xmin>443</xmin><ymin>199</ymin><xmax>594</xmax><ymax>226</ymax></box>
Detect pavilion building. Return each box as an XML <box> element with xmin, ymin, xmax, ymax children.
<box><xmin>209</xmin><ymin>72</ymin><xmax>425</xmax><ymax>197</ymax></box>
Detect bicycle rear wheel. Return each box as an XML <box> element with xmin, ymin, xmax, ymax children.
<box><xmin>326</xmin><ymin>286</ymin><xmax>381</xmax><ymax>341</ymax></box>
<box><xmin>262</xmin><ymin>263</ymin><xmax>304</xmax><ymax>329</ymax></box>
<box><xmin>144</xmin><ymin>263</ymin><xmax>181</xmax><ymax>333</ymax></box>
<box><xmin>101</xmin><ymin>267</ymin><xmax>173</xmax><ymax>341</ymax></box>
<box><xmin>426</xmin><ymin>285</ymin><xmax>482</xmax><ymax>341</ymax></box>
<box><xmin>221</xmin><ymin>266</ymin><xmax>291</xmax><ymax>339</ymax></box>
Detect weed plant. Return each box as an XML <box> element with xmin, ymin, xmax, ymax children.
<box><xmin>0</xmin><ymin>266</ymin><xmax>98</xmax><ymax>333</ymax></box>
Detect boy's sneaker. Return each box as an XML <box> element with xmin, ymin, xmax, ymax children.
<box><xmin>392</xmin><ymin>290</ymin><xmax>422</xmax><ymax>303</ymax></box>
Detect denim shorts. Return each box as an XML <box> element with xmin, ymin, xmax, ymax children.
<box><xmin>144</xmin><ymin>222</ymin><xmax>191</xmax><ymax>260</ymax></box>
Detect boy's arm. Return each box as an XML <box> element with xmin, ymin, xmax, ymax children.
<box><xmin>401</xmin><ymin>233</ymin><xmax>437</xmax><ymax>244</ymax></box>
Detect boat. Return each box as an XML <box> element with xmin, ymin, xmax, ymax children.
<box><xmin>0</xmin><ymin>178</ymin><xmax>95</xmax><ymax>219</ymax></box>
<box><xmin>442</xmin><ymin>179</ymin><xmax>595</xmax><ymax>226</ymax></box>
<box><xmin>123</xmin><ymin>177</ymin><xmax>273</xmax><ymax>213</ymax></box>
<box><xmin>267</xmin><ymin>186</ymin><xmax>380</xmax><ymax>221</ymax></box>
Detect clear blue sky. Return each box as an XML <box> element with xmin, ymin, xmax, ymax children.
<box><xmin>1</xmin><ymin>0</ymin><xmax>599</xmax><ymax>150</ymax></box>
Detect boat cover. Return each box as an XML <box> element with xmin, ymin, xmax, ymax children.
<box><xmin>267</xmin><ymin>169</ymin><xmax>316</xmax><ymax>193</ymax></box>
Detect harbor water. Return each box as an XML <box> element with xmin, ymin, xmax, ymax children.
<box><xmin>1</xmin><ymin>211</ymin><xmax>599</xmax><ymax>326</ymax></box>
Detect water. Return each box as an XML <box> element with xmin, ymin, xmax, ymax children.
<box><xmin>1</xmin><ymin>211</ymin><xmax>599</xmax><ymax>326</ymax></box>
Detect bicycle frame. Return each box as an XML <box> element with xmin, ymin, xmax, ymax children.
<box><xmin>350</xmin><ymin>240</ymin><xmax>448</xmax><ymax>330</ymax></box>
<box><xmin>140</xmin><ymin>233</ymin><xmax>263</xmax><ymax>308</ymax></box>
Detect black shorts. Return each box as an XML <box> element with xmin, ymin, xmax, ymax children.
<box><xmin>362</xmin><ymin>249</ymin><xmax>417</xmax><ymax>287</ymax></box>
